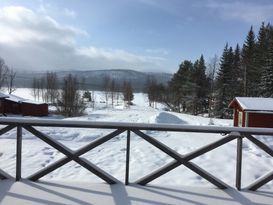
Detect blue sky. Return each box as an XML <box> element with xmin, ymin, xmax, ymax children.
<box><xmin>0</xmin><ymin>0</ymin><xmax>273</xmax><ymax>73</ymax></box>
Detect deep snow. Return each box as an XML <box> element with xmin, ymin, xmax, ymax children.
<box><xmin>0</xmin><ymin>88</ymin><xmax>273</xmax><ymax>189</ymax></box>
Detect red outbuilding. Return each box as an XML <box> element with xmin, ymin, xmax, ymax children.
<box><xmin>21</xmin><ymin>101</ymin><xmax>48</xmax><ymax>116</ymax></box>
<box><xmin>0</xmin><ymin>93</ymin><xmax>48</xmax><ymax>117</ymax></box>
<box><xmin>228</xmin><ymin>97</ymin><xmax>273</xmax><ymax>128</ymax></box>
<box><xmin>0</xmin><ymin>93</ymin><xmax>9</xmax><ymax>114</ymax></box>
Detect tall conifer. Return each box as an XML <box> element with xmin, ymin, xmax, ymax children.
<box><xmin>260</xmin><ymin>25</ymin><xmax>273</xmax><ymax>97</ymax></box>
<box><xmin>232</xmin><ymin>44</ymin><xmax>244</xmax><ymax>96</ymax></box>
<box><xmin>242</xmin><ymin>26</ymin><xmax>258</xmax><ymax>96</ymax></box>
<box><xmin>215</xmin><ymin>44</ymin><xmax>233</xmax><ymax>117</ymax></box>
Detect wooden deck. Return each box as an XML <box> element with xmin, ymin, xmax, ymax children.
<box><xmin>0</xmin><ymin>180</ymin><xmax>272</xmax><ymax>205</ymax></box>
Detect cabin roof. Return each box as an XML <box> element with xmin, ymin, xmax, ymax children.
<box><xmin>5</xmin><ymin>94</ymin><xmax>26</xmax><ymax>103</ymax></box>
<box><xmin>229</xmin><ymin>97</ymin><xmax>273</xmax><ymax>112</ymax></box>
<box><xmin>4</xmin><ymin>94</ymin><xmax>46</xmax><ymax>105</ymax></box>
<box><xmin>0</xmin><ymin>92</ymin><xmax>9</xmax><ymax>99</ymax></box>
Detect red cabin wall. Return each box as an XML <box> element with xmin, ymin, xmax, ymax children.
<box><xmin>231</xmin><ymin>102</ymin><xmax>244</xmax><ymax>127</ymax></box>
<box><xmin>248</xmin><ymin>113</ymin><xmax>273</xmax><ymax>128</ymax></box>
<box><xmin>0</xmin><ymin>99</ymin><xmax>4</xmax><ymax>113</ymax></box>
<box><xmin>3</xmin><ymin>100</ymin><xmax>22</xmax><ymax>114</ymax></box>
<box><xmin>22</xmin><ymin>103</ymin><xmax>48</xmax><ymax>116</ymax></box>
<box><xmin>233</xmin><ymin>109</ymin><xmax>238</xmax><ymax>126</ymax></box>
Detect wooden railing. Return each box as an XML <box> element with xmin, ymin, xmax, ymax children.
<box><xmin>0</xmin><ymin>117</ymin><xmax>273</xmax><ymax>191</ymax></box>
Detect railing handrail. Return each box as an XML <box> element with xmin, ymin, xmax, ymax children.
<box><xmin>1</xmin><ymin>117</ymin><xmax>273</xmax><ymax>135</ymax></box>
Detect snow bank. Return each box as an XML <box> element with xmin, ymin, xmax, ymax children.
<box><xmin>151</xmin><ymin>112</ymin><xmax>188</xmax><ymax>124</ymax></box>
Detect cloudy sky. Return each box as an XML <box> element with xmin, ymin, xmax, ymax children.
<box><xmin>0</xmin><ymin>0</ymin><xmax>273</xmax><ymax>73</ymax></box>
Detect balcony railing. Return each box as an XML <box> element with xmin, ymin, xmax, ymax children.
<box><xmin>0</xmin><ymin>117</ymin><xmax>273</xmax><ymax>191</ymax></box>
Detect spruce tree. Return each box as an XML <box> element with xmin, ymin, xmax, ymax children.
<box><xmin>169</xmin><ymin>60</ymin><xmax>195</xmax><ymax>112</ymax></box>
<box><xmin>232</xmin><ymin>44</ymin><xmax>244</xmax><ymax>96</ymax></box>
<box><xmin>260</xmin><ymin>25</ymin><xmax>273</xmax><ymax>97</ymax></box>
<box><xmin>256</xmin><ymin>22</ymin><xmax>269</xmax><ymax>75</ymax></box>
<box><xmin>242</xmin><ymin>26</ymin><xmax>258</xmax><ymax>96</ymax></box>
<box><xmin>215</xmin><ymin>44</ymin><xmax>233</xmax><ymax>118</ymax></box>
<box><xmin>192</xmin><ymin>55</ymin><xmax>209</xmax><ymax>114</ymax></box>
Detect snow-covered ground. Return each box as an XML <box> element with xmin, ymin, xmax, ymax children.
<box><xmin>0</xmin><ymin>88</ymin><xmax>273</xmax><ymax>189</ymax></box>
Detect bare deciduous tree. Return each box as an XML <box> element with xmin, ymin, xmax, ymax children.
<box><xmin>0</xmin><ymin>58</ymin><xmax>10</xmax><ymax>90</ymax></box>
<box><xmin>56</xmin><ymin>74</ymin><xmax>86</xmax><ymax>117</ymax></box>
<box><xmin>110</xmin><ymin>79</ymin><xmax>116</xmax><ymax>107</ymax></box>
<box><xmin>122</xmin><ymin>81</ymin><xmax>134</xmax><ymax>107</ymax></box>
<box><xmin>103</xmin><ymin>75</ymin><xmax>110</xmax><ymax>106</ymax></box>
<box><xmin>207</xmin><ymin>55</ymin><xmax>219</xmax><ymax>117</ymax></box>
<box><xmin>7</xmin><ymin>68</ymin><xmax>16</xmax><ymax>94</ymax></box>
<box><xmin>45</xmin><ymin>72</ymin><xmax>59</xmax><ymax>103</ymax></box>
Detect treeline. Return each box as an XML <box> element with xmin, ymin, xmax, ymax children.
<box><xmin>146</xmin><ymin>22</ymin><xmax>273</xmax><ymax>118</ymax></box>
<box><xmin>32</xmin><ymin>72</ymin><xmax>134</xmax><ymax>116</ymax></box>
<box><xmin>0</xmin><ymin>57</ymin><xmax>16</xmax><ymax>94</ymax></box>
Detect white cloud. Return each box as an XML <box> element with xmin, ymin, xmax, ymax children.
<box><xmin>0</xmin><ymin>6</ymin><xmax>80</xmax><ymax>45</ymax></box>
<box><xmin>64</xmin><ymin>8</ymin><xmax>76</xmax><ymax>18</ymax></box>
<box><xmin>206</xmin><ymin>1</ymin><xmax>273</xmax><ymax>24</ymax></box>
<box><xmin>76</xmin><ymin>47</ymin><xmax>165</xmax><ymax>70</ymax></box>
<box><xmin>146</xmin><ymin>48</ymin><xmax>169</xmax><ymax>55</ymax></box>
<box><xmin>0</xmin><ymin>6</ymin><xmax>164</xmax><ymax>72</ymax></box>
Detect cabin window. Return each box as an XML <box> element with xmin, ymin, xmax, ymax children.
<box><xmin>238</xmin><ymin>111</ymin><xmax>243</xmax><ymax>127</ymax></box>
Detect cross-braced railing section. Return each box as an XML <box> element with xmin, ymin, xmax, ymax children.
<box><xmin>0</xmin><ymin>117</ymin><xmax>273</xmax><ymax>191</ymax></box>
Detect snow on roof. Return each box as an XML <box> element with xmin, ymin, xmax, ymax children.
<box><xmin>5</xmin><ymin>94</ymin><xmax>46</xmax><ymax>105</ymax></box>
<box><xmin>0</xmin><ymin>92</ymin><xmax>9</xmax><ymax>98</ymax></box>
<box><xmin>22</xmin><ymin>100</ymin><xmax>46</xmax><ymax>105</ymax></box>
<box><xmin>5</xmin><ymin>94</ymin><xmax>26</xmax><ymax>103</ymax></box>
<box><xmin>231</xmin><ymin>97</ymin><xmax>273</xmax><ymax>112</ymax></box>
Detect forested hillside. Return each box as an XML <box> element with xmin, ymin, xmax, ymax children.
<box><xmin>146</xmin><ymin>22</ymin><xmax>273</xmax><ymax>118</ymax></box>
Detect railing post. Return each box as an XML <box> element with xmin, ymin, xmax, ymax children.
<box><xmin>125</xmin><ymin>130</ymin><xmax>131</xmax><ymax>185</ymax></box>
<box><xmin>16</xmin><ymin>126</ymin><xmax>22</xmax><ymax>181</ymax></box>
<box><xmin>236</xmin><ymin>134</ymin><xmax>243</xmax><ymax>190</ymax></box>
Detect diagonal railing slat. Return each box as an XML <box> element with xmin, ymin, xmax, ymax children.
<box><xmin>245</xmin><ymin>134</ymin><xmax>273</xmax><ymax>157</ymax></box>
<box><xmin>24</xmin><ymin>125</ymin><xmax>119</xmax><ymax>184</ymax></box>
<box><xmin>134</xmin><ymin>133</ymin><xmax>239</xmax><ymax>185</ymax></box>
<box><xmin>183</xmin><ymin>132</ymin><xmax>239</xmax><ymax>161</ymax></box>
<box><xmin>27</xmin><ymin>129</ymin><xmax>125</xmax><ymax>181</ymax></box>
<box><xmin>135</xmin><ymin>160</ymin><xmax>181</xmax><ymax>185</ymax></box>
<box><xmin>0</xmin><ymin>125</ymin><xmax>16</xmax><ymax>180</ymax></box>
<box><xmin>247</xmin><ymin>171</ymin><xmax>273</xmax><ymax>191</ymax></box>
<box><xmin>132</xmin><ymin>130</ymin><xmax>228</xmax><ymax>189</ymax></box>
<box><xmin>243</xmin><ymin>134</ymin><xmax>273</xmax><ymax>191</ymax></box>
<box><xmin>0</xmin><ymin>125</ymin><xmax>16</xmax><ymax>136</ymax></box>
<box><xmin>28</xmin><ymin>158</ymin><xmax>70</xmax><ymax>181</ymax></box>
<box><xmin>0</xmin><ymin>168</ymin><xmax>14</xmax><ymax>180</ymax></box>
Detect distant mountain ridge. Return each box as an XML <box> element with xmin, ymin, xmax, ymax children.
<box><xmin>15</xmin><ymin>69</ymin><xmax>172</xmax><ymax>91</ymax></box>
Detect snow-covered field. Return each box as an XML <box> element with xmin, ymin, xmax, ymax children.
<box><xmin>0</xmin><ymin>88</ymin><xmax>273</xmax><ymax>189</ymax></box>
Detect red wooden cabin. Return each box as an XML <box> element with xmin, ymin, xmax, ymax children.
<box><xmin>228</xmin><ymin>97</ymin><xmax>273</xmax><ymax>128</ymax></box>
<box><xmin>0</xmin><ymin>93</ymin><xmax>48</xmax><ymax>117</ymax></box>
<box><xmin>0</xmin><ymin>93</ymin><xmax>9</xmax><ymax>114</ymax></box>
<box><xmin>22</xmin><ymin>101</ymin><xmax>48</xmax><ymax>116</ymax></box>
